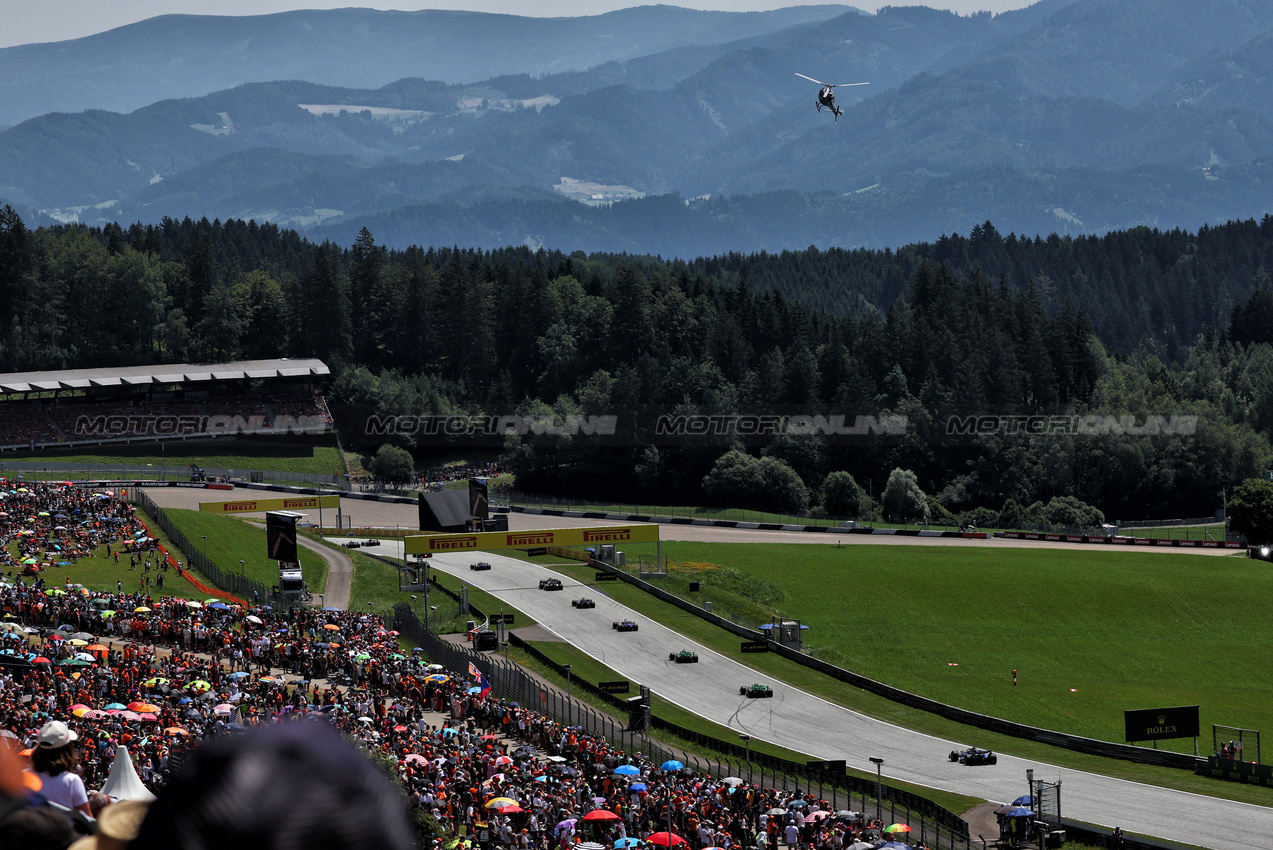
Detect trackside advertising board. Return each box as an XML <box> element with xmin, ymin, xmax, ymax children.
<box><xmin>200</xmin><ymin>494</ymin><xmax>340</xmax><ymax>514</ymax></box>
<box><xmin>1124</xmin><ymin>705</ymin><xmax>1200</xmax><ymax>741</ymax></box>
<box><xmin>404</xmin><ymin>524</ymin><xmax>660</xmax><ymax>555</ymax></box>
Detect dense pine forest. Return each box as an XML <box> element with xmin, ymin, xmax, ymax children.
<box><xmin>3</xmin><ymin>206</ymin><xmax>1273</xmax><ymax>521</ymax></box>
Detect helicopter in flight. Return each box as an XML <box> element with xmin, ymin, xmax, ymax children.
<box><xmin>795</xmin><ymin>73</ymin><xmax>869</xmax><ymax>122</ymax></box>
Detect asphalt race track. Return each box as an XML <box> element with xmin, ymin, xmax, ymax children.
<box><xmin>415</xmin><ymin>549</ymin><xmax>1268</xmax><ymax>850</ymax></box>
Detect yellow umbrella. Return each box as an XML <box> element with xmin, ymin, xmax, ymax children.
<box><xmin>485</xmin><ymin>798</ymin><xmax>518</xmax><ymax>809</ymax></box>
<box><xmin>134</xmin><ymin>607</ymin><xmax>151</xmax><ymax>613</ymax></box>
<box><xmin>68</xmin><ymin>639</ymin><xmax>88</xmax><ymax>647</ymax></box>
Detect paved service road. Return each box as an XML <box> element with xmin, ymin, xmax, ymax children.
<box><xmin>417</xmin><ymin>549</ymin><xmax>1267</xmax><ymax>850</ymax></box>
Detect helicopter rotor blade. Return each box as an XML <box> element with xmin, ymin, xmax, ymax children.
<box><xmin>828</xmin><ymin>82</ymin><xmax>870</xmax><ymax>88</ymax></box>
<box><xmin>795</xmin><ymin>73</ymin><xmax>830</xmax><ymax>86</ymax></box>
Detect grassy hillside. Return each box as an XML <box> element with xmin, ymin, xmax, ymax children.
<box><xmin>584</xmin><ymin>540</ymin><xmax>1267</xmax><ymax>751</ymax></box>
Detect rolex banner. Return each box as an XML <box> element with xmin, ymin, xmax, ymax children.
<box><xmin>404</xmin><ymin>524</ymin><xmax>659</xmax><ymax>555</ymax></box>
<box><xmin>1124</xmin><ymin>705</ymin><xmax>1200</xmax><ymax>741</ymax></box>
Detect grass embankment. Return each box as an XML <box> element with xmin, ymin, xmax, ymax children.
<box><xmin>4</xmin><ymin>509</ymin><xmax>219</xmax><ymax>601</ymax></box>
<box><xmin>159</xmin><ymin>508</ymin><xmax>327</xmax><ymax>594</ymax></box>
<box><xmin>515</xmin><ymin>547</ymin><xmax>1273</xmax><ymax>808</ymax></box>
<box><xmin>347</xmin><ymin>550</ymin><xmax>534</xmax><ymax>631</ymax></box>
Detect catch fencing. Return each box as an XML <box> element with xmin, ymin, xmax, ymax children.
<box><xmin>393</xmin><ymin>598</ymin><xmax>970</xmax><ymax>850</ymax></box>
<box><xmin>131</xmin><ymin>489</ymin><xmax>277</xmax><ymax>606</ymax></box>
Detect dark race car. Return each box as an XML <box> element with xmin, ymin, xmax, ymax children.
<box><xmin>572</xmin><ymin>598</ymin><xmax>595</xmax><ymax>609</ymax></box>
<box><xmin>948</xmin><ymin>747</ymin><xmax>997</xmax><ymax>765</ymax></box>
<box><xmin>669</xmin><ymin>650</ymin><xmax>699</xmax><ymax>664</ymax></box>
<box><xmin>538</xmin><ymin>578</ymin><xmax>563</xmax><ymax>591</ymax></box>
<box><xmin>612</xmin><ymin>620</ymin><xmax>639</xmax><ymax>631</ymax></box>
<box><xmin>740</xmin><ymin>683</ymin><xmax>773</xmax><ymax>698</ymax></box>
<box><xmin>470</xmin><ymin>561</ymin><xmax>492</xmax><ymax>571</ymax></box>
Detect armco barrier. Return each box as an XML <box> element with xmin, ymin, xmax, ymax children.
<box><xmin>997</xmin><ymin>531</ymin><xmax>1243</xmax><ymax>549</ymax></box>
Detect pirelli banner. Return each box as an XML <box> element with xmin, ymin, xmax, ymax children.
<box><xmin>200</xmin><ymin>494</ymin><xmax>341</xmax><ymax>514</ymax></box>
<box><xmin>404</xmin><ymin>524</ymin><xmax>660</xmax><ymax>555</ymax></box>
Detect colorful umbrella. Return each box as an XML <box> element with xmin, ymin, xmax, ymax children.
<box><xmin>582</xmin><ymin>810</ymin><xmax>621</xmax><ymax>823</ymax></box>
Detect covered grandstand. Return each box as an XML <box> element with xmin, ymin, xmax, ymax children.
<box><xmin>0</xmin><ymin>358</ymin><xmax>332</xmax><ymax>450</ymax></box>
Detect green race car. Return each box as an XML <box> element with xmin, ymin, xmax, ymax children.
<box><xmin>669</xmin><ymin>650</ymin><xmax>699</xmax><ymax>664</ymax></box>
<box><xmin>740</xmin><ymin>683</ymin><xmax>773</xmax><ymax>698</ymax></box>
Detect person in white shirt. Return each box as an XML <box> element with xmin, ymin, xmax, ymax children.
<box><xmin>31</xmin><ymin>720</ymin><xmax>91</xmax><ymax>816</ymax></box>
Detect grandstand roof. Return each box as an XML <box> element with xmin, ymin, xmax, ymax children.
<box><xmin>0</xmin><ymin>359</ymin><xmax>330</xmax><ymax>393</ymax></box>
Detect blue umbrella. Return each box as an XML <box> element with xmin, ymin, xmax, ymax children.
<box><xmin>1011</xmin><ymin>795</ymin><xmax>1032</xmax><ymax>806</ymax></box>
<box><xmin>207</xmin><ymin>602</ymin><xmax>231</xmax><ymax>610</ymax></box>
<box><xmin>1004</xmin><ymin>808</ymin><xmax>1036</xmax><ymax>819</ymax></box>
<box><xmin>613</xmin><ymin>765</ymin><xmax>640</xmax><ymax>776</ymax></box>
<box><xmin>660</xmin><ymin>760</ymin><xmax>683</xmax><ymax>771</ymax></box>
<box><xmin>630</xmin><ymin>783</ymin><xmax>647</xmax><ymax>792</ymax></box>
<box><xmin>615</xmin><ymin>840</ymin><xmax>643</xmax><ymax>848</ymax></box>
<box><xmin>227</xmin><ymin>671</ymin><xmax>251</xmax><ymax>679</ymax></box>
<box><xmin>466</xmin><ymin>686</ymin><xmax>482</xmax><ymax>695</ymax></box>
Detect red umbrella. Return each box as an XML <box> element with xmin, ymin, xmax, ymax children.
<box><xmin>581</xmin><ymin>810</ymin><xmax>621</xmax><ymax>823</ymax></box>
<box><xmin>646</xmin><ymin>834</ymin><xmax>688</xmax><ymax>847</ymax></box>
<box><xmin>495</xmin><ymin>804</ymin><xmax>525</xmax><ymax>814</ymax></box>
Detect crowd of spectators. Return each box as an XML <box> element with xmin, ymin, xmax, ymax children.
<box><xmin>0</xmin><ymin>390</ymin><xmax>333</xmax><ymax>450</ymax></box>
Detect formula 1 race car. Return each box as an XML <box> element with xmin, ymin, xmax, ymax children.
<box><xmin>740</xmin><ymin>683</ymin><xmax>773</xmax><ymax>698</ymax></box>
<box><xmin>470</xmin><ymin>562</ymin><xmax>492</xmax><ymax>571</ymax></box>
<box><xmin>612</xmin><ymin>620</ymin><xmax>639</xmax><ymax>631</ymax></box>
<box><xmin>538</xmin><ymin>578</ymin><xmax>563</xmax><ymax>591</ymax></box>
<box><xmin>572</xmin><ymin>598</ymin><xmax>595</xmax><ymax>609</ymax></box>
<box><xmin>669</xmin><ymin>650</ymin><xmax>699</xmax><ymax>664</ymax></box>
<box><xmin>948</xmin><ymin>747</ymin><xmax>997</xmax><ymax>765</ymax></box>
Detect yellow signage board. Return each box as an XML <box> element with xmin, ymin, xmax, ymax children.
<box><xmin>200</xmin><ymin>494</ymin><xmax>341</xmax><ymax>514</ymax></box>
<box><xmin>404</xmin><ymin>524</ymin><xmax>659</xmax><ymax>555</ymax></box>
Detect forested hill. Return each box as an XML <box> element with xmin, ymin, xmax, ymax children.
<box><xmin>2</xmin><ymin>207</ymin><xmax>1273</xmax><ymax>518</ymax></box>
<box><xmin>684</xmin><ymin>217</ymin><xmax>1273</xmax><ymax>359</ymax></box>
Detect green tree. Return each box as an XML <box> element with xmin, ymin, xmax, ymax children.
<box><xmin>368</xmin><ymin>444</ymin><xmax>415</xmax><ymax>485</ymax></box>
<box><xmin>881</xmin><ymin>467</ymin><xmax>928</xmax><ymax>522</ymax></box>
<box><xmin>702</xmin><ymin>449</ymin><xmax>763</xmax><ymax>507</ymax></box>
<box><xmin>1228</xmin><ymin>478</ymin><xmax>1273</xmax><ymax>543</ymax></box>
<box><xmin>821</xmin><ymin>471</ymin><xmax>863</xmax><ymax>517</ymax></box>
<box><xmin>755</xmin><ymin>456</ymin><xmax>809</xmax><ymax>514</ymax></box>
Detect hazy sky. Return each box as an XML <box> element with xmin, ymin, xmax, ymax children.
<box><xmin>0</xmin><ymin>1</ymin><xmax>1036</xmax><ymax>49</ymax></box>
